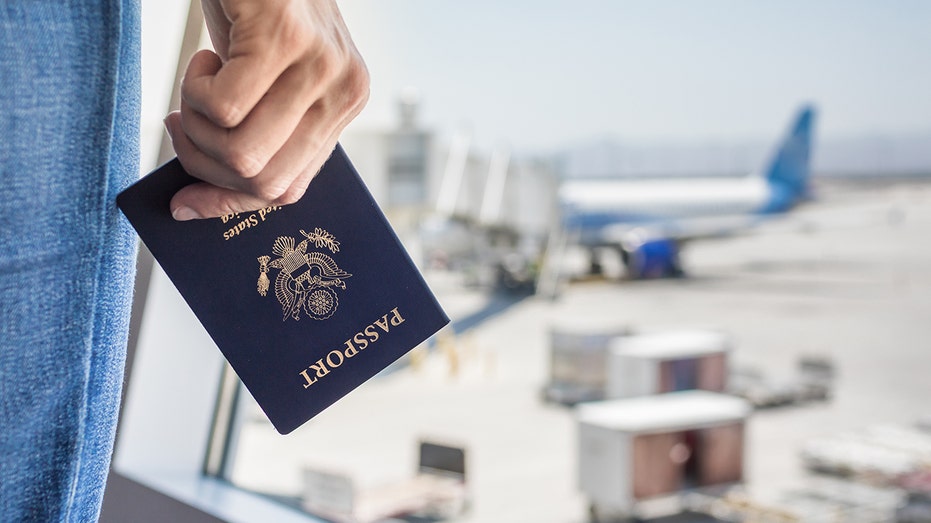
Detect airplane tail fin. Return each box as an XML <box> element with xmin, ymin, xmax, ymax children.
<box><xmin>763</xmin><ymin>105</ymin><xmax>816</xmax><ymax>208</ymax></box>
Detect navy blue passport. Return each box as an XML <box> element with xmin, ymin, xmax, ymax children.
<box><xmin>117</xmin><ymin>145</ymin><xmax>448</xmax><ymax>434</ymax></box>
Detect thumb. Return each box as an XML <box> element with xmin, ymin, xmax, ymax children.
<box><xmin>170</xmin><ymin>181</ymin><xmax>273</xmax><ymax>221</ymax></box>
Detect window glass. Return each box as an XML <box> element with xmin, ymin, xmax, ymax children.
<box><xmin>193</xmin><ymin>3</ymin><xmax>931</xmax><ymax>522</ymax></box>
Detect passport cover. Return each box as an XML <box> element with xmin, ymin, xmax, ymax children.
<box><xmin>117</xmin><ymin>145</ymin><xmax>449</xmax><ymax>434</ymax></box>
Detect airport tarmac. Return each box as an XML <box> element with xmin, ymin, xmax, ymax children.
<box><xmin>230</xmin><ymin>178</ymin><xmax>931</xmax><ymax>522</ymax></box>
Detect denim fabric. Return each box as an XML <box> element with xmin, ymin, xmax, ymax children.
<box><xmin>0</xmin><ymin>0</ymin><xmax>140</xmax><ymax>521</ymax></box>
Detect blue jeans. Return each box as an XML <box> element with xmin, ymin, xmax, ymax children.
<box><xmin>0</xmin><ymin>1</ymin><xmax>140</xmax><ymax>520</ymax></box>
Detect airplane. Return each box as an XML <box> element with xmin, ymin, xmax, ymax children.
<box><xmin>555</xmin><ymin>105</ymin><xmax>816</xmax><ymax>280</ymax></box>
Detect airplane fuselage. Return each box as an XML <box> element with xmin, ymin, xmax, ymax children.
<box><xmin>560</xmin><ymin>175</ymin><xmax>770</xmax><ymax>222</ymax></box>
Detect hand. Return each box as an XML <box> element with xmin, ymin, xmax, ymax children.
<box><xmin>165</xmin><ymin>0</ymin><xmax>369</xmax><ymax>220</ymax></box>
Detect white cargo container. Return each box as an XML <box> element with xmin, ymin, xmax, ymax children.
<box><xmin>543</xmin><ymin>321</ymin><xmax>631</xmax><ymax>405</ymax></box>
<box><xmin>577</xmin><ymin>391</ymin><xmax>751</xmax><ymax>519</ymax></box>
<box><xmin>606</xmin><ymin>330</ymin><xmax>730</xmax><ymax>400</ymax></box>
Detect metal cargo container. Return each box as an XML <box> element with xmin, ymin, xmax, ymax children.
<box><xmin>543</xmin><ymin>322</ymin><xmax>631</xmax><ymax>405</ymax></box>
<box><xmin>606</xmin><ymin>330</ymin><xmax>730</xmax><ymax>400</ymax></box>
<box><xmin>577</xmin><ymin>391</ymin><xmax>751</xmax><ymax>519</ymax></box>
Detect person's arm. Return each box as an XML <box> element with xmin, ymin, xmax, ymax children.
<box><xmin>164</xmin><ymin>0</ymin><xmax>369</xmax><ymax>220</ymax></box>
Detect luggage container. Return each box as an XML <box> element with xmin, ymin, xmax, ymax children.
<box><xmin>606</xmin><ymin>330</ymin><xmax>730</xmax><ymax>399</ymax></box>
<box><xmin>543</xmin><ymin>322</ymin><xmax>631</xmax><ymax>405</ymax></box>
<box><xmin>577</xmin><ymin>391</ymin><xmax>751</xmax><ymax>520</ymax></box>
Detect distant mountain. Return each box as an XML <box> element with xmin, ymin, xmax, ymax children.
<box><xmin>814</xmin><ymin>133</ymin><xmax>931</xmax><ymax>177</ymax></box>
<box><xmin>559</xmin><ymin>132</ymin><xmax>931</xmax><ymax>179</ymax></box>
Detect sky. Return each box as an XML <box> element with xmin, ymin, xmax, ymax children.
<box><xmin>336</xmin><ymin>1</ymin><xmax>931</xmax><ymax>154</ymax></box>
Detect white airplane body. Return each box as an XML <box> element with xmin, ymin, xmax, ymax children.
<box><xmin>560</xmin><ymin>176</ymin><xmax>769</xmax><ymax>219</ymax></box>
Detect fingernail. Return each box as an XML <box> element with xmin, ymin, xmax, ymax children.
<box><xmin>172</xmin><ymin>206</ymin><xmax>201</xmax><ymax>221</ymax></box>
<box><xmin>163</xmin><ymin>117</ymin><xmax>174</xmax><ymax>141</ymax></box>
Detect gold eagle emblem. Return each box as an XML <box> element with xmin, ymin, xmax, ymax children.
<box><xmin>256</xmin><ymin>228</ymin><xmax>351</xmax><ymax>321</ymax></box>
